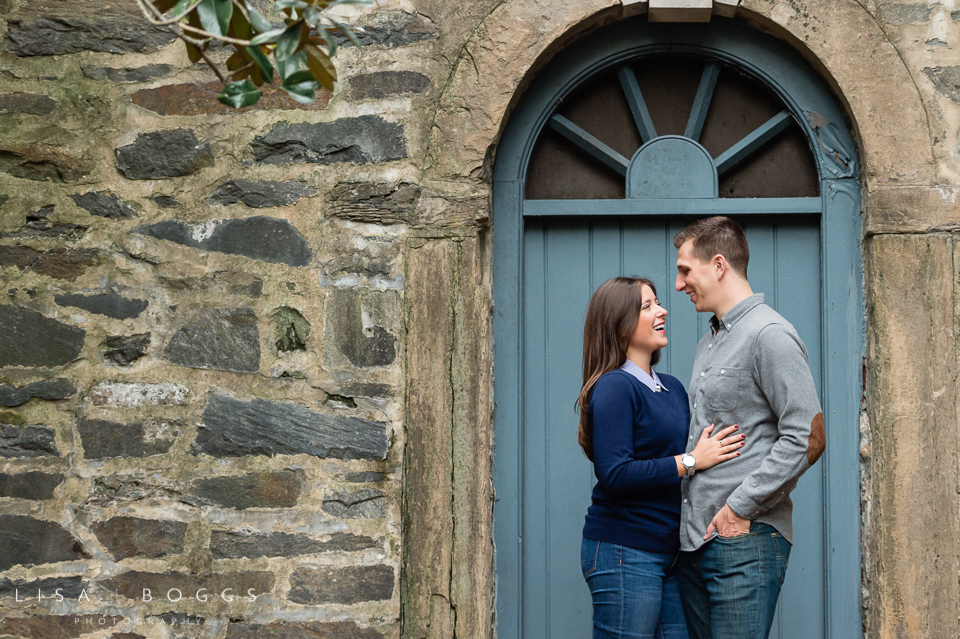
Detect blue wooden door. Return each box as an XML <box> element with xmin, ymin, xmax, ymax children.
<box><xmin>493</xmin><ymin>18</ymin><xmax>863</xmax><ymax>639</ymax></box>
<box><xmin>520</xmin><ymin>216</ymin><xmax>823</xmax><ymax>638</ymax></box>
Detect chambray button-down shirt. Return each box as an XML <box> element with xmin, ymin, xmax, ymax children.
<box><xmin>619</xmin><ymin>359</ymin><xmax>668</xmax><ymax>393</ymax></box>
<box><xmin>680</xmin><ymin>293</ymin><xmax>825</xmax><ymax>552</ymax></box>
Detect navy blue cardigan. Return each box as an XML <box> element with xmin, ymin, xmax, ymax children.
<box><xmin>582</xmin><ymin>369</ymin><xmax>690</xmax><ymax>554</ymax></box>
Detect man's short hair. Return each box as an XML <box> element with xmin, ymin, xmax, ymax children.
<box><xmin>673</xmin><ymin>216</ymin><xmax>749</xmax><ymax>278</ymax></box>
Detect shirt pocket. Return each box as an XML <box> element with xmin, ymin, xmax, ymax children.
<box><xmin>702</xmin><ymin>367</ymin><xmax>744</xmax><ymax>413</ymax></box>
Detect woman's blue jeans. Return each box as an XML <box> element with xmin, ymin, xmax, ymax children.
<box><xmin>676</xmin><ymin>522</ymin><xmax>791</xmax><ymax>639</ymax></box>
<box><xmin>581</xmin><ymin>537</ymin><xmax>690</xmax><ymax>639</ymax></box>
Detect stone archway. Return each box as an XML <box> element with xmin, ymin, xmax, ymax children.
<box><xmin>404</xmin><ymin>2</ymin><xmax>951</xmax><ymax>638</ymax></box>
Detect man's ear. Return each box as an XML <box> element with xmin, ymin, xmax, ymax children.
<box><xmin>714</xmin><ymin>254</ymin><xmax>727</xmax><ymax>280</ymax></box>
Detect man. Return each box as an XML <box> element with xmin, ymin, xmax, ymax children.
<box><xmin>672</xmin><ymin>216</ymin><xmax>825</xmax><ymax>639</ymax></box>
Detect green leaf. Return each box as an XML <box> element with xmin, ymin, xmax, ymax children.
<box><xmin>246</xmin><ymin>5</ymin><xmax>272</xmax><ymax>33</ymax></box>
<box><xmin>196</xmin><ymin>0</ymin><xmax>222</xmax><ymax>36</ymax></box>
<box><xmin>213</xmin><ymin>0</ymin><xmax>233</xmax><ymax>36</ymax></box>
<box><xmin>304</xmin><ymin>43</ymin><xmax>336</xmax><ymax>92</ymax></box>
<box><xmin>275</xmin><ymin>50</ymin><xmax>304</xmax><ymax>80</ymax></box>
<box><xmin>275</xmin><ymin>0</ymin><xmax>308</xmax><ymax>9</ymax></box>
<box><xmin>316</xmin><ymin>24</ymin><xmax>336</xmax><ymax>57</ymax></box>
<box><xmin>327</xmin><ymin>17</ymin><xmax>362</xmax><ymax>49</ymax></box>
<box><xmin>217</xmin><ymin>80</ymin><xmax>262</xmax><ymax>108</ymax></box>
<box><xmin>169</xmin><ymin>0</ymin><xmax>195</xmax><ymax>19</ymax></box>
<box><xmin>247</xmin><ymin>46</ymin><xmax>274</xmax><ymax>85</ymax></box>
<box><xmin>249</xmin><ymin>28</ymin><xmax>286</xmax><ymax>45</ymax></box>
<box><xmin>275</xmin><ymin>20</ymin><xmax>303</xmax><ymax>61</ymax></box>
<box><xmin>281</xmin><ymin>70</ymin><xmax>320</xmax><ymax>103</ymax></box>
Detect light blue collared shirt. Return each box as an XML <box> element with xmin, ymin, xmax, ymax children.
<box><xmin>619</xmin><ymin>359</ymin><xmax>668</xmax><ymax>393</ymax></box>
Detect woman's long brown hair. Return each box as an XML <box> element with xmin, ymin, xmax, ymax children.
<box><xmin>576</xmin><ymin>277</ymin><xmax>660</xmax><ymax>461</ymax></box>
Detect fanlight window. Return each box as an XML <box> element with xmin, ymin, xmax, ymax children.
<box><xmin>525</xmin><ymin>56</ymin><xmax>819</xmax><ymax>204</ymax></box>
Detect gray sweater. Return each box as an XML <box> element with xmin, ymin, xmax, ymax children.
<box><xmin>679</xmin><ymin>293</ymin><xmax>825</xmax><ymax>551</ymax></box>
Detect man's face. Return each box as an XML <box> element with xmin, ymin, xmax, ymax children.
<box><xmin>675</xmin><ymin>240</ymin><xmax>718</xmax><ymax>313</ymax></box>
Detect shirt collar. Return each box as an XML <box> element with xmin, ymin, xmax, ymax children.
<box><xmin>709</xmin><ymin>293</ymin><xmax>765</xmax><ymax>335</ymax></box>
<box><xmin>619</xmin><ymin>359</ymin><xmax>668</xmax><ymax>392</ymax></box>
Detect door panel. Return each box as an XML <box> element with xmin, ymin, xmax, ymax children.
<box><xmin>520</xmin><ymin>215</ymin><xmax>822</xmax><ymax>638</ymax></box>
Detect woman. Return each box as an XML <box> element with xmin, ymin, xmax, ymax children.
<box><xmin>577</xmin><ymin>277</ymin><xmax>743</xmax><ymax>639</ymax></box>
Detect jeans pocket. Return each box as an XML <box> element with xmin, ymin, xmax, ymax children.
<box><xmin>771</xmin><ymin>532</ymin><xmax>791</xmax><ymax>585</ymax></box>
<box><xmin>581</xmin><ymin>538</ymin><xmax>600</xmax><ymax>578</ymax></box>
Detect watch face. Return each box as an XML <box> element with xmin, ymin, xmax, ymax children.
<box><xmin>682</xmin><ymin>454</ymin><xmax>695</xmax><ymax>468</ymax></box>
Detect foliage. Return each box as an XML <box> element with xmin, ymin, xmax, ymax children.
<box><xmin>134</xmin><ymin>0</ymin><xmax>370</xmax><ymax>108</ymax></box>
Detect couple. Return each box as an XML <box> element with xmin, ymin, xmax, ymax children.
<box><xmin>578</xmin><ymin>217</ymin><xmax>825</xmax><ymax>639</ymax></box>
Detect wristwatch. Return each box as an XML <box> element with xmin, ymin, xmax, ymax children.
<box><xmin>681</xmin><ymin>453</ymin><xmax>697</xmax><ymax>476</ymax></box>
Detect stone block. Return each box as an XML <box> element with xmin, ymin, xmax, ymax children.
<box><xmin>867</xmin><ymin>186</ymin><xmax>960</xmax><ymax>234</ymax></box>
<box><xmin>867</xmin><ymin>234</ymin><xmax>959</xmax><ymax>638</ymax></box>
<box><xmin>923</xmin><ymin>67</ymin><xmax>960</xmax><ymax>103</ymax></box>
<box><xmin>0</xmin><ymin>615</ymin><xmax>123</xmax><ymax>639</ymax></box>
<box><xmin>54</xmin><ymin>293</ymin><xmax>148</xmax><ymax>320</ymax></box>
<box><xmin>0</xmin><ymin>576</ymin><xmax>85</xmax><ymax>599</ymax></box>
<box><xmin>0</xmin><ymin>305</ymin><xmax>85</xmax><ymax>368</ymax></box>
<box><xmin>648</xmin><ymin>0</ymin><xmax>712</xmax><ymax>22</ymax></box>
<box><xmin>82</xmin><ymin>64</ymin><xmax>174</xmax><ymax>83</ymax></box>
<box><xmin>226</xmin><ymin>621</ymin><xmax>383</xmax><ymax>639</ymax></box>
<box><xmin>0</xmin><ymin>424</ymin><xmax>57</xmax><ymax>458</ymax></box>
<box><xmin>185</xmin><ymin>470</ymin><xmax>303</xmax><ymax>509</ymax></box>
<box><xmin>103</xmin><ymin>333</ymin><xmax>150</xmax><ymax>366</ymax></box>
<box><xmin>273</xmin><ymin>307</ymin><xmax>309</xmax><ymax>352</ymax></box>
<box><xmin>402</xmin><ymin>241</ymin><xmax>455</xmax><ymax>636</ymax></box>
<box><xmin>0</xmin><ymin>515</ymin><xmax>88</xmax><ymax>571</ymax></box>
<box><xmin>4</xmin><ymin>206</ymin><xmax>88</xmax><ymax>240</ymax></box>
<box><xmin>91</xmin><ymin>473</ymin><xmax>180</xmax><ymax>506</ymax></box>
<box><xmin>115</xmin><ymin>129</ymin><xmax>213</xmax><ymax>180</ymax></box>
<box><xmin>152</xmin><ymin>195</ymin><xmax>179</xmax><ymax>208</ymax></box>
<box><xmin>70</xmin><ymin>191</ymin><xmax>138</xmax><ymax>219</ymax></box>
<box><xmin>0</xmin><ymin>246</ymin><xmax>98</xmax><ymax>280</ymax></box>
<box><xmin>328</xmin><ymin>182</ymin><xmax>421</xmax><ymax>224</ymax></box>
<box><xmin>0</xmin><ymin>471</ymin><xmax>64</xmax><ymax>499</ymax></box>
<box><xmin>134</xmin><ymin>217</ymin><xmax>313</xmax><ymax>267</ymax></box>
<box><xmin>878</xmin><ymin>3</ymin><xmax>933</xmax><ymax>24</ymax></box>
<box><xmin>3</xmin><ymin>1</ymin><xmax>176</xmax><ymax>55</ymax></box>
<box><xmin>0</xmin><ymin>144</ymin><xmax>91</xmax><ymax>182</ymax></box>
<box><xmin>334</xmin><ymin>11</ymin><xmax>436</xmax><ymax>48</ymax></box>
<box><xmin>0</xmin><ymin>92</ymin><xmax>56</xmax><ymax>115</ymax></box>
<box><xmin>193</xmin><ymin>394</ymin><xmax>388</xmax><ymax>460</ymax></box>
<box><xmin>288</xmin><ymin>565</ymin><xmax>394</xmax><ymax>605</ymax></box>
<box><xmin>207</xmin><ymin>180</ymin><xmax>317</xmax><ymax>209</ymax></box>
<box><xmin>91</xmin><ymin>517</ymin><xmax>187</xmax><ymax>560</ymax></box>
<box><xmin>87</xmin><ymin>381</ymin><xmax>189</xmax><ymax>407</ymax></box>
<box><xmin>250</xmin><ymin>116</ymin><xmax>406</xmax><ymax>165</ymax></box>
<box><xmin>0</xmin><ymin>378</ymin><xmax>76</xmax><ymax>406</ymax></box>
<box><xmin>342</xmin><ymin>471</ymin><xmax>386</xmax><ymax>483</ymax></box>
<box><xmin>131</xmin><ymin>81</ymin><xmax>331</xmax><ymax>116</ymax></box>
<box><xmin>163</xmin><ymin>307</ymin><xmax>260</xmax><ymax>373</ymax></box>
<box><xmin>210</xmin><ymin>530</ymin><xmax>377</xmax><ymax>559</ymax></box>
<box><xmin>102</xmin><ymin>571</ymin><xmax>273</xmax><ymax>601</ymax></box>
<box><xmin>325</xmin><ymin>289</ymin><xmax>398</xmax><ymax>368</ymax></box>
<box><xmin>349</xmin><ymin>71</ymin><xmax>430</xmax><ymax>100</ymax></box>
<box><xmin>77</xmin><ymin>417</ymin><xmax>179</xmax><ymax>459</ymax></box>
<box><xmin>322</xmin><ymin>489</ymin><xmax>385</xmax><ymax>519</ymax></box>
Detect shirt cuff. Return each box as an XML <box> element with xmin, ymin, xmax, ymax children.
<box><xmin>726</xmin><ymin>490</ymin><xmax>761</xmax><ymax>520</ymax></box>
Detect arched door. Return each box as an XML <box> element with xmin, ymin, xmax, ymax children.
<box><xmin>492</xmin><ymin>18</ymin><xmax>862</xmax><ymax>639</ymax></box>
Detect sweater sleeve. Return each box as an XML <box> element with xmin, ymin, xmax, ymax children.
<box><xmin>726</xmin><ymin>324</ymin><xmax>825</xmax><ymax>520</ymax></box>
<box><xmin>589</xmin><ymin>373</ymin><xmax>681</xmax><ymax>495</ymax></box>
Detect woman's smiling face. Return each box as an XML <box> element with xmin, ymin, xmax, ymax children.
<box><xmin>627</xmin><ymin>284</ymin><xmax>668</xmax><ymax>364</ymax></box>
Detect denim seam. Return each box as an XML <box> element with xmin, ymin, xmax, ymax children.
<box><xmin>584</xmin><ymin>540</ymin><xmax>600</xmax><ymax>578</ymax></box>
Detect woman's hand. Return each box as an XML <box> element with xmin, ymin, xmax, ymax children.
<box><xmin>677</xmin><ymin>424</ymin><xmax>744</xmax><ymax>475</ymax></box>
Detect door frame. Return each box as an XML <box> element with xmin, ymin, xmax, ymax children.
<box><xmin>491</xmin><ymin>17</ymin><xmax>863</xmax><ymax>639</ymax></box>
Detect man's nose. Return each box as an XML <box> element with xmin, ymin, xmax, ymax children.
<box><xmin>675</xmin><ymin>274</ymin><xmax>684</xmax><ymax>292</ymax></box>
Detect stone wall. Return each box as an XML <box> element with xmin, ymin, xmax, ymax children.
<box><xmin>0</xmin><ymin>0</ymin><xmax>493</xmax><ymax>637</ymax></box>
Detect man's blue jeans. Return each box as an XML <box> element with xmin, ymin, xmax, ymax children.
<box><xmin>676</xmin><ymin>523</ymin><xmax>791</xmax><ymax>639</ymax></box>
<box><xmin>581</xmin><ymin>537</ymin><xmax>690</xmax><ymax>639</ymax></box>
